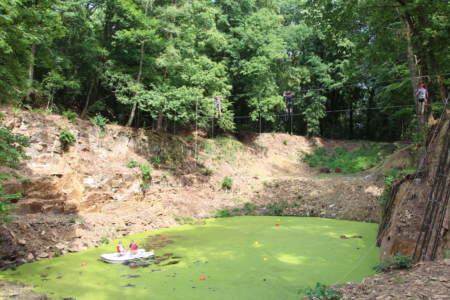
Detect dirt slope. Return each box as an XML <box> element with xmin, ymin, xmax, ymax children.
<box><xmin>0</xmin><ymin>108</ymin><xmax>448</xmax><ymax>299</ymax></box>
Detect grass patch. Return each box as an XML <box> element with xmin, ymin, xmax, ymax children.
<box><xmin>200</xmin><ymin>138</ymin><xmax>244</xmax><ymax>162</ymax></box>
<box><xmin>302</xmin><ymin>143</ymin><xmax>399</xmax><ymax>173</ymax></box>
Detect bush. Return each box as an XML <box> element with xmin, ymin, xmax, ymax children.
<box><xmin>140</xmin><ymin>163</ymin><xmax>152</xmax><ymax>181</ymax></box>
<box><xmin>298</xmin><ymin>282</ymin><xmax>342</xmax><ymax>300</ymax></box>
<box><xmin>0</xmin><ymin>123</ymin><xmax>30</xmax><ymax>222</ymax></box>
<box><xmin>243</xmin><ymin>202</ymin><xmax>256</xmax><ymax>215</ymax></box>
<box><xmin>100</xmin><ymin>236</ymin><xmax>109</xmax><ymax>244</ymax></box>
<box><xmin>127</xmin><ymin>159</ymin><xmax>138</xmax><ymax>168</ymax></box>
<box><xmin>203</xmin><ymin>168</ymin><xmax>214</xmax><ymax>176</ymax></box>
<box><xmin>372</xmin><ymin>253</ymin><xmax>414</xmax><ymax>272</ymax></box>
<box><xmin>59</xmin><ymin>130</ymin><xmax>75</xmax><ymax>144</ymax></box>
<box><xmin>91</xmin><ymin>113</ymin><xmax>108</xmax><ymax>131</ymax></box>
<box><xmin>222</xmin><ymin>176</ymin><xmax>232</xmax><ymax>190</ymax></box>
<box><xmin>213</xmin><ymin>208</ymin><xmax>231</xmax><ymax>218</ymax></box>
<box><xmin>62</xmin><ymin>110</ymin><xmax>78</xmax><ymax>123</ymax></box>
<box><xmin>302</xmin><ymin>143</ymin><xmax>400</xmax><ymax>173</ymax></box>
<box><xmin>149</xmin><ymin>156</ymin><xmax>162</xmax><ymax>166</ymax></box>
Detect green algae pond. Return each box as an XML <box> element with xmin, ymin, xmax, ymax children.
<box><xmin>0</xmin><ymin>216</ymin><xmax>380</xmax><ymax>299</ymax></box>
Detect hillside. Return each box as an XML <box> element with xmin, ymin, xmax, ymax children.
<box><xmin>1</xmin><ymin>109</ymin><xmax>450</xmax><ymax>299</ymax></box>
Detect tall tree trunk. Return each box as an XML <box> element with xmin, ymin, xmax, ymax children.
<box><xmin>28</xmin><ymin>44</ymin><xmax>36</xmax><ymax>80</ymax></box>
<box><xmin>428</xmin><ymin>47</ymin><xmax>449</xmax><ymax>114</ymax></box>
<box><xmin>126</xmin><ymin>0</ymin><xmax>153</xmax><ymax>127</ymax></box>
<box><xmin>329</xmin><ymin>91</ymin><xmax>335</xmax><ymax>139</ymax></box>
<box><xmin>126</xmin><ymin>43</ymin><xmax>145</xmax><ymax>127</ymax></box>
<box><xmin>401</xmin><ymin>16</ymin><xmax>423</xmax><ymax>129</ymax></box>
<box><xmin>365</xmin><ymin>88</ymin><xmax>374</xmax><ymax>140</ymax></box>
<box><xmin>81</xmin><ymin>78</ymin><xmax>95</xmax><ymax>118</ymax></box>
<box><xmin>349</xmin><ymin>93</ymin><xmax>354</xmax><ymax>140</ymax></box>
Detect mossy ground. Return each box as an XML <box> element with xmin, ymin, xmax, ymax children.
<box><xmin>0</xmin><ymin>217</ymin><xmax>379</xmax><ymax>300</ymax></box>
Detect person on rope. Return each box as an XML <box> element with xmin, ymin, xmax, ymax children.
<box><xmin>283</xmin><ymin>91</ymin><xmax>293</xmax><ymax>120</ymax></box>
<box><xmin>214</xmin><ymin>95</ymin><xmax>223</xmax><ymax>118</ymax></box>
<box><xmin>416</xmin><ymin>83</ymin><xmax>428</xmax><ymax>115</ymax></box>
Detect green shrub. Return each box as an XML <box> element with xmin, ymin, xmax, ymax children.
<box><xmin>53</xmin><ymin>249</ymin><xmax>63</xmax><ymax>257</ymax></box>
<box><xmin>372</xmin><ymin>253</ymin><xmax>414</xmax><ymax>273</ymax></box>
<box><xmin>62</xmin><ymin>110</ymin><xmax>78</xmax><ymax>123</ymax></box>
<box><xmin>243</xmin><ymin>202</ymin><xmax>256</xmax><ymax>215</ymax></box>
<box><xmin>283</xmin><ymin>139</ymin><xmax>288</xmax><ymax>145</ymax></box>
<box><xmin>445</xmin><ymin>250</ymin><xmax>450</xmax><ymax>259</ymax></box>
<box><xmin>59</xmin><ymin>130</ymin><xmax>75</xmax><ymax>144</ymax></box>
<box><xmin>68</xmin><ymin>216</ymin><xmax>76</xmax><ymax>223</ymax></box>
<box><xmin>91</xmin><ymin>113</ymin><xmax>108</xmax><ymax>131</ymax></box>
<box><xmin>203</xmin><ymin>168</ymin><xmax>214</xmax><ymax>176</ymax></box>
<box><xmin>168</xmin><ymin>166</ymin><xmax>176</xmax><ymax>172</ymax></box>
<box><xmin>298</xmin><ymin>282</ymin><xmax>342</xmax><ymax>300</ymax></box>
<box><xmin>100</xmin><ymin>236</ymin><xmax>109</xmax><ymax>245</ymax></box>
<box><xmin>149</xmin><ymin>156</ymin><xmax>162</xmax><ymax>166</ymax></box>
<box><xmin>183</xmin><ymin>216</ymin><xmax>194</xmax><ymax>224</ymax></box>
<box><xmin>302</xmin><ymin>143</ymin><xmax>400</xmax><ymax>173</ymax></box>
<box><xmin>127</xmin><ymin>159</ymin><xmax>138</xmax><ymax>168</ymax></box>
<box><xmin>213</xmin><ymin>208</ymin><xmax>231</xmax><ymax>218</ymax></box>
<box><xmin>140</xmin><ymin>163</ymin><xmax>152</xmax><ymax>181</ymax></box>
<box><xmin>222</xmin><ymin>176</ymin><xmax>232</xmax><ymax>190</ymax></box>
<box><xmin>173</xmin><ymin>214</ymin><xmax>196</xmax><ymax>225</ymax></box>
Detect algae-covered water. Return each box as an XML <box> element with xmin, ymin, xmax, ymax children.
<box><xmin>0</xmin><ymin>216</ymin><xmax>379</xmax><ymax>299</ymax></box>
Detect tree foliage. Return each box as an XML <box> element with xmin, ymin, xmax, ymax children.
<box><xmin>1</xmin><ymin>0</ymin><xmax>449</xmax><ymax>140</ymax></box>
<box><xmin>0</xmin><ymin>114</ymin><xmax>30</xmax><ymax>222</ymax></box>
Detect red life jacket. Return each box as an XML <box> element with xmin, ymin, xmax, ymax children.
<box><xmin>130</xmin><ymin>243</ymin><xmax>138</xmax><ymax>250</ymax></box>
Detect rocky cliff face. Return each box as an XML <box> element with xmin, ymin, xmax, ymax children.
<box><xmin>377</xmin><ymin>118</ymin><xmax>450</xmax><ymax>260</ymax></box>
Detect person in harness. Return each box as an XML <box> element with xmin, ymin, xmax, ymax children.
<box><xmin>283</xmin><ymin>91</ymin><xmax>293</xmax><ymax>120</ymax></box>
<box><xmin>214</xmin><ymin>95</ymin><xmax>222</xmax><ymax>118</ymax></box>
<box><xmin>416</xmin><ymin>83</ymin><xmax>428</xmax><ymax>115</ymax></box>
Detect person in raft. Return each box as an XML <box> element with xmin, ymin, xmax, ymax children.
<box><xmin>129</xmin><ymin>240</ymin><xmax>138</xmax><ymax>254</ymax></box>
<box><xmin>116</xmin><ymin>241</ymin><xmax>125</xmax><ymax>256</ymax></box>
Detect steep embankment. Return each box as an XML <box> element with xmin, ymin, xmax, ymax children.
<box><xmin>0</xmin><ymin>108</ymin><xmax>389</xmax><ymax>266</ymax></box>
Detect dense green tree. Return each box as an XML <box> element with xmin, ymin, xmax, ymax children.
<box><xmin>0</xmin><ymin>113</ymin><xmax>29</xmax><ymax>222</ymax></box>
<box><xmin>0</xmin><ymin>0</ymin><xmax>63</xmax><ymax>102</ymax></box>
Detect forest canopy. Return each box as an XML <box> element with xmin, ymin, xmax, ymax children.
<box><xmin>1</xmin><ymin>0</ymin><xmax>449</xmax><ymax>141</ymax></box>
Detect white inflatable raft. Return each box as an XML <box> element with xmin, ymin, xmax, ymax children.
<box><xmin>100</xmin><ymin>249</ymin><xmax>155</xmax><ymax>264</ymax></box>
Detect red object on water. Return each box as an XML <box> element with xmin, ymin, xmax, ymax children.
<box><xmin>200</xmin><ymin>277</ymin><xmax>205</xmax><ymax>280</ymax></box>
<box><xmin>162</xmin><ymin>236</ymin><xmax>166</xmax><ymax>240</ymax></box>
<box><xmin>81</xmin><ymin>262</ymin><xmax>86</xmax><ymax>266</ymax></box>
<box><xmin>275</xmin><ymin>223</ymin><xmax>279</xmax><ymax>226</ymax></box>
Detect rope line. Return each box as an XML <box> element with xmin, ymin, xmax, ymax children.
<box><xmin>217</xmin><ymin>72</ymin><xmax>450</xmax><ymax>98</ymax></box>
<box><xmin>332</xmin><ymin>90</ymin><xmax>450</xmax><ymax>285</ymax></box>
<box><xmin>117</xmin><ymin>102</ymin><xmax>448</xmax><ymax>120</ymax></box>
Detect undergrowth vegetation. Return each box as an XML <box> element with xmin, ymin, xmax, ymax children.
<box><xmin>200</xmin><ymin>137</ymin><xmax>244</xmax><ymax>162</ymax></box>
<box><xmin>211</xmin><ymin>200</ymin><xmax>301</xmax><ymax>218</ymax></box>
<box><xmin>379</xmin><ymin>167</ymin><xmax>417</xmax><ymax>210</ymax></box>
<box><xmin>302</xmin><ymin>143</ymin><xmax>399</xmax><ymax>173</ymax></box>
<box><xmin>298</xmin><ymin>282</ymin><xmax>343</xmax><ymax>300</ymax></box>
<box><xmin>371</xmin><ymin>253</ymin><xmax>414</xmax><ymax>273</ymax></box>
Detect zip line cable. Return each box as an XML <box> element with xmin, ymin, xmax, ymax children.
<box><xmin>333</xmin><ymin>91</ymin><xmax>450</xmax><ymax>285</ymax></box>
<box><xmin>118</xmin><ymin>102</ymin><xmax>447</xmax><ymax>120</ymax></box>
